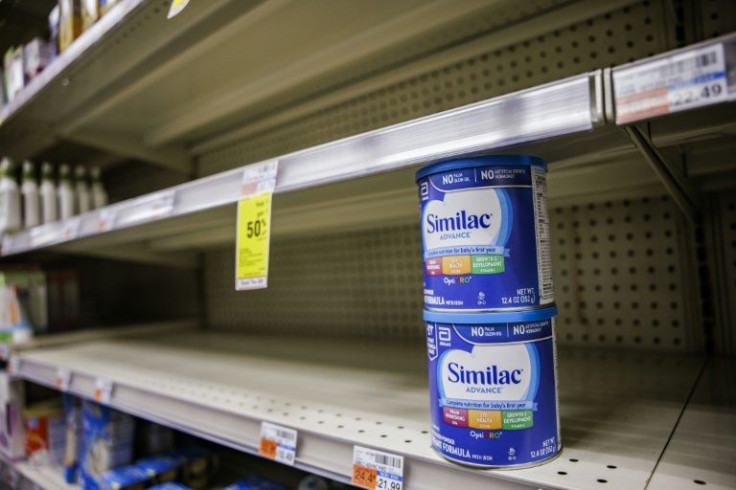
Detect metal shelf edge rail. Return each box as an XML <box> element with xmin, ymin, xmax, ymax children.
<box><xmin>1</xmin><ymin>72</ymin><xmax>601</xmax><ymax>256</ymax></box>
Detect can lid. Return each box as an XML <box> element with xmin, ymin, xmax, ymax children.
<box><xmin>415</xmin><ymin>155</ymin><xmax>547</xmax><ymax>181</ymax></box>
<box><xmin>423</xmin><ymin>306</ymin><xmax>557</xmax><ymax>324</ymax></box>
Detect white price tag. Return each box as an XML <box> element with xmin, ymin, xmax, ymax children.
<box><xmin>241</xmin><ymin>160</ymin><xmax>278</xmax><ymax>197</ymax></box>
<box><xmin>94</xmin><ymin>378</ymin><xmax>113</xmax><ymax>403</ymax></box>
<box><xmin>29</xmin><ymin>222</ymin><xmax>65</xmax><ymax>248</ymax></box>
<box><xmin>614</xmin><ymin>43</ymin><xmax>732</xmax><ymax>123</ymax></box>
<box><xmin>63</xmin><ymin>216</ymin><xmax>82</xmax><ymax>240</ymax></box>
<box><xmin>7</xmin><ymin>355</ymin><xmax>20</xmax><ymax>376</ymax></box>
<box><xmin>0</xmin><ymin>343</ymin><xmax>9</xmax><ymax>361</ymax></box>
<box><xmin>55</xmin><ymin>368</ymin><xmax>72</xmax><ymax>392</ymax></box>
<box><xmin>352</xmin><ymin>446</ymin><xmax>404</xmax><ymax>490</ymax></box>
<box><xmin>115</xmin><ymin>190</ymin><xmax>176</xmax><ymax>228</ymax></box>
<box><xmin>258</xmin><ymin>422</ymin><xmax>297</xmax><ymax>466</ymax></box>
<box><xmin>97</xmin><ymin>208</ymin><xmax>117</xmax><ymax>233</ymax></box>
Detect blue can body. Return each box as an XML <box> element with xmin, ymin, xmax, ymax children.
<box><xmin>416</xmin><ymin>156</ymin><xmax>553</xmax><ymax>312</ymax></box>
<box><xmin>425</xmin><ymin>308</ymin><xmax>560</xmax><ymax>468</ymax></box>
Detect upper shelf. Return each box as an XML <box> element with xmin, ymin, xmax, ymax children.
<box><xmin>1</xmin><ymin>21</ymin><xmax>736</xmax><ymax>262</ymax></box>
<box><xmin>0</xmin><ymin>0</ymin><xmax>562</xmax><ymax>172</ymax></box>
<box><xmin>0</xmin><ymin>72</ymin><xmax>602</xmax><ymax>263</ymax></box>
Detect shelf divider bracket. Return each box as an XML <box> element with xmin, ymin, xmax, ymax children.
<box><xmin>624</xmin><ymin>123</ymin><xmax>700</xmax><ymax>224</ymax></box>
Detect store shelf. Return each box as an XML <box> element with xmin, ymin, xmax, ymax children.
<box><xmin>13</xmin><ymin>330</ymin><xmax>706</xmax><ymax>490</ymax></box>
<box><xmin>1</xmin><ymin>72</ymin><xmax>602</xmax><ymax>262</ymax></box>
<box><xmin>0</xmin><ymin>320</ymin><xmax>197</xmax><ymax>361</ymax></box>
<box><xmin>0</xmin><ymin>452</ymin><xmax>76</xmax><ymax>490</ymax></box>
<box><xmin>648</xmin><ymin>357</ymin><xmax>736</xmax><ymax>490</ymax></box>
<box><xmin>0</xmin><ymin>0</ymin><xmax>556</xmax><ymax>169</ymax></box>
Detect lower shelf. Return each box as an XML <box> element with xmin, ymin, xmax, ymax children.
<box><xmin>648</xmin><ymin>357</ymin><xmax>736</xmax><ymax>490</ymax></box>
<box><xmin>12</xmin><ymin>331</ymin><xmax>709</xmax><ymax>489</ymax></box>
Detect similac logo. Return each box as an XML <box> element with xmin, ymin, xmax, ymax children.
<box><xmin>439</xmin><ymin>344</ymin><xmax>534</xmax><ymax>400</ymax></box>
<box><xmin>423</xmin><ymin>189</ymin><xmax>504</xmax><ymax>249</ymax></box>
<box><xmin>426</xmin><ymin>210</ymin><xmax>492</xmax><ymax>233</ymax></box>
<box><xmin>447</xmin><ymin>363</ymin><xmax>522</xmax><ymax>385</ymax></box>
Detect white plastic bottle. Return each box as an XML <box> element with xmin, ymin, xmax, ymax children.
<box><xmin>75</xmin><ymin>165</ymin><xmax>91</xmax><ymax>213</ymax></box>
<box><xmin>40</xmin><ymin>162</ymin><xmax>58</xmax><ymax>224</ymax></box>
<box><xmin>21</xmin><ymin>160</ymin><xmax>40</xmax><ymax>229</ymax></box>
<box><xmin>57</xmin><ymin>164</ymin><xmax>76</xmax><ymax>220</ymax></box>
<box><xmin>0</xmin><ymin>157</ymin><xmax>22</xmax><ymax>235</ymax></box>
<box><xmin>90</xmin><ymin>166</ymin><xmax>107</xmax><ymax>209</ymax></box>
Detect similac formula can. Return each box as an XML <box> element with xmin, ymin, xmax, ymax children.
<box><xmin>424</xmin><ymin>307</ymin><xmax>560</xmax><ymax>468</ymax></box>
<box><xmin>416</xmin><ymin>156</ymin><xmax>552</xmax><ymax>311</ymax></box>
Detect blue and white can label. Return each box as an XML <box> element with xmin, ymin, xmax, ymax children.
<box><xmin>416</xmin><ymin>156</ymin><xmax>553</xmax><ymax>311</ymax></box>
<box><xmin>425</xmin><ymin>309</ymin><xmax>561</xmax><ymax>468</ymax></box>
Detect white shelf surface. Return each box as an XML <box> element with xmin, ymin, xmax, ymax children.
<box><xmin>648</xmin><ymin>357</ymin><xmax>736</xmax><ymax>490</ymax></box>
<box><xmin>15</xmin><ymin>463</ymin><xmax>77</xmax><ymax>490</ymax></box>
<box><xmin>13</xmin><ymin>330</ymin><xmax>707</xmax><ymax>490</ymax></box>
<box><xmin>0</xmin><ymin>453</ymin><xmax>76</xmax><ymax>490</ymax></box>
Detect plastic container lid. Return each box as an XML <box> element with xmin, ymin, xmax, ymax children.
<box><xmin>415</xmin><ymin>155</ymin><xmax>547</xmax><ymax>181</ymax></box>
<box><xmin>423</xmin><ymin>306</ymin><xmax>557</xmax><ymax>324</ymax></box>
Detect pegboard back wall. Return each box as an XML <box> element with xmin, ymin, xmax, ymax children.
<box><xmin>198</xmin><ymin>0</ymin><xmax>676</xmax><ymax>176</ymax></box>
<box><xmin>205</xmin><ymin>195</ymin><xmax>701</xmax><ymax>352</ymax></box>
<box><xmin>709</xmin><ymin>192</ymin><xmax>736</xmax><ymax>354</ymax></box>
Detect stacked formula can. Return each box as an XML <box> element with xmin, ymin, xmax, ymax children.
<box><xmin>416</xmin><ymin>155</ymin><xmax>561</xmax><ymax>468</ymax></box>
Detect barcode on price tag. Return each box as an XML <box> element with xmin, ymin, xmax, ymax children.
<box><xmin>614</xmin><ymin>43</ymin><xmax>733</xmax><ymax>123</ymax></box>
<box><xmin>352</xmin><ymin>446</ymin><xmax>404</xmax><ymax>490</ymax></box>
<box><xmin>55</xmin><ymin>368</ymin><xmax>72</xmax><ymax>392</ymax></box>
<box><xmin>94</xmin><ymin>378</ymin><xmax>113</xmax><ymax>404</ymax></box>
<box><xmin>259</xmin><ymin>422</ymin><xmax>297</xmax><ymax>466</ymax></box>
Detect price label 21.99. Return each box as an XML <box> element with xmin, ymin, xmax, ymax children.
<box><xmin>352</xmin><ymin>446</ymin><xmax>403</xmax><ymax>490</ymax></box>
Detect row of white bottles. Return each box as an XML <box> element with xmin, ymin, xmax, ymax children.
<box><xmin>0</xmin><ymin>158</ymin><xmax>108</xmax><ymax>235</ymax></box>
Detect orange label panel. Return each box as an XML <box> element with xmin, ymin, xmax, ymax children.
<box><xmin>442</xmin><ymin>256</ymin><xmax>471</xmax><ymax>275</ymax></box>
<box><xmin>259</xmin><ymin>438</ymin><xmax>277</xmax><ymax>459</ymax></box>
<box><xmin>352</xmin><ymin>464</ymin><xmax>377</xmax><ymax>489</ymax></box>
<box><xmin>468</xmin><ymin>410</ymin><xmax>502</xmax><ymax>430</ymax></box>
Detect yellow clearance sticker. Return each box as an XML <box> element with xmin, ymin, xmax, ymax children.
<box><xmin>236</xmin><ymin>193</ymin><xmax>272</xmax><ymax>290</ymax></box>
<box><xmin>167</xmin><ymin>0</ymin><xmax>190</xmax><ymax>19</ymax></box>
<box><xmin>235</xmin><ymin>159</ymin><xmax>278</xmax><ymax>291</ymax></box>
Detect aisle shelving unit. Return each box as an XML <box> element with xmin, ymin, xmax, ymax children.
<box><xmin>1</xmin><ymin>0</ymin><xmax>736</xmax><ymax>489</ymax></box>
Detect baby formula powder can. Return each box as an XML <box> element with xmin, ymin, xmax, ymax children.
<box><xmin>424</xmin><ymin>307</ymin><xmax>560</xmax><ymax>468</ymax></box>
<box><xmin>416</xmin><ymin>156</ymin><xmax>552</xmax><ymax>312</ymax></box>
